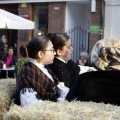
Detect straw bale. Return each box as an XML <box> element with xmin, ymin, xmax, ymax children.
<box><xmin>0</xmin><ymin>78</ymin><xmax>16</xmax><ymax>120</ymax></box>
<box><xmin>3</xmin><ymin>100</ymin><xmax>120</xmax><ymax>120</ymax></box>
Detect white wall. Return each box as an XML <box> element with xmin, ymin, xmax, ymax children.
<box><xmin>111</xmin><ymin>6</ymin><xmax>120</xmax><ymax>39</ymax></box>
<box><xmin>104</xmin><ymin>0</ymin><xmax>120</xmax><ymax>39</ymax></box>
<box><xmin>84</xmin><ymin>3</ymin><xmax>90</xmax><ymax>50</ymax></box>
<box><xmin>65</xmin><ymin>2</ymin><xmax>85</xmax><ymax>32</ymax></box>
<box><xmin>65</xmin><ymin>2</ymin><xmax>90</xmax><ymax>32</ymax></box>
<box><xmin>65</xmin><ymin>2</ymin><xmax>90</xmax><ymax>62</ymax></box>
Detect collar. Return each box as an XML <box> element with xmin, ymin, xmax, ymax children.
<box><xmin>28</xmin><ymin>58</ymin><xmax>44</xmax><ymax>69</ymax></box>
<box><xmin>56</xmin><ymin>57</ymin><xmax>66</xmax><ymax>63</ymax></box>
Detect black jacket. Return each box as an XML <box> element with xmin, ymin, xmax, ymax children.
<box><xmin>48</xmin><ymin>58</ymin><xmax>80</xmax><ymax>88</ymax></box>
<box><xmin>66</xmin><ymin>70</ymin><xmax>120</xmax><ymax>106</ymax></box>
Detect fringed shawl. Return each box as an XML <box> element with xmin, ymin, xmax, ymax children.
<box><xmin>15</xmin><ymin>62</ymin><xmax>59</xmax><ymax>105</ymax></box>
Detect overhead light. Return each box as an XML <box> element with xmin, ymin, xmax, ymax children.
<box><xmin>38</xmin><ymin>31</ymin><xmax>42</xmax><ymax>35</ymax></box>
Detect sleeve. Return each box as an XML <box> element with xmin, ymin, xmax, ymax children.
<box><xmin>20</xmin><ymin>88</ymin><xmax>43</xmax><ymax>107</ymax></box>
<box><xmin>57</xmin><ymin>82</ymin><xmax>69</xmax><ymax>101</ymax></box>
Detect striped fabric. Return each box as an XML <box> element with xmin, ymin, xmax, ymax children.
<box><xmin>15</xmin><ymin>62</ymin><xmax>59</xmax><ymax>105</ymax></box>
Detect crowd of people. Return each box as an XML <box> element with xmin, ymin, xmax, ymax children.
<box><xmin>0</xmin><ymin>34</ymin><xmax>120</xmax><ymax>107</ymax></box>
<box><xmin>0</xmin><ymin>35</ymin><xmax>18</xmax><ymax>78</ymax></box>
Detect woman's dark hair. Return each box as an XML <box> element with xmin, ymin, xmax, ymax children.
<box><xmin>27</xmin><ymin>36</ymin><xmax>50</xmax><ymax>59</ymax></box>
<box><xmin>47</xmin><ymin>33</ymin><xmax>70</xmax><ymax>51</ymax></box>
<box><xmin>20</xmin><ymin>45</ymin><xmax>28</xmax><ymax>58</ymax></box>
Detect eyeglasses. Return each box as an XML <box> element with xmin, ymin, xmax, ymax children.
<box><xmin>44</xmin><ymin>49</ymin><xmax>55</xmax><ymax>53</ymax></box>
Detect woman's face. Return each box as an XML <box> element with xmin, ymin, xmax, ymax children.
<box><xmin>8</xmin><ymin>49</ymin><xmax>13</xmax><ymax>56</ymax></box>
<box><xmin>58</xmin><ymin>39</ymin><xmax>73</xmax><ymax>61</ymax></box>
<box><xmin>42</xmin><ymin>41</ymin><xmax>56</xmax><ymax>65</ymax></box>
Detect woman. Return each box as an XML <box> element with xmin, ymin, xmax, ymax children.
<box><xmin>15</xmin><ymin>45</ymin><xmax>28</xmax><ymax>76</ymax></box>
<box><xmin>47</xmin><ymin>33</ymin><xmax>80</xmax><ymax>88</ymax></box>
<box><xmin>15</xmin><ymin>36</ymin><xmax>69</xmax><ymax>107</ymax></box>
<box><xmin>2</xmin><ymin>47</ymin><xmax>18</xmax><ymax>67</ymax></box>
<box><xmin>1</xmin><ymin>47</ymin><xmax>18</xmax><ymax>78</ymax></box>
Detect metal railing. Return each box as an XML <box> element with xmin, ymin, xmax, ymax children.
<box><xmin>66</xmin><ymin>26</ymin><xmax>89</xmax><ymax>62</ymax></box>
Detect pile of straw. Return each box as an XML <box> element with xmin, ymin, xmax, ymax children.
<box><xmin>0</xmin><ymin>78</ymin><xmax>15</xmax><ymax>120</ymax></box>
<box><xmin>3</xmin><ymin>100</ymin><xmax>120</xmax><ymax>120</ymax></box>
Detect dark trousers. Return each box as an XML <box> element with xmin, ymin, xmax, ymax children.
<box><xmin>0</xmin><ymin>70</ymin><xmax>15</xmax><ymax>78</ymax></box>
<box><xmin>66</xmin><ymin>71</ymin><xmax>120</xmax><ymax>106</ymax></box>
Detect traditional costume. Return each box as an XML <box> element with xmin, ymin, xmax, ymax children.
<box><xmin>48</xmin><ymin>58</ymin><xmax>80</xmax><ymax>88</ymax></box>
<box><xmin>15</xmin><ymin>58</ymin><xmax>69</xmax><ymax>107</ymax></box>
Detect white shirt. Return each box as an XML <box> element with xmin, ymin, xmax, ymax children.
<box><xmin>56</xmin><ymin>57</ymin><xmax>66</xmax><ymax>63</ymax></box>
<box><xmin>78</xmin><ymin>65</ymin><xmax>97</xmax><ymax>74</ymax></box>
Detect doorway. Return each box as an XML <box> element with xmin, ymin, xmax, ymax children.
<box><xmin>34</xmin><ymin>3</ymin><xmax>48</xmax><ymax>36</ymax></box>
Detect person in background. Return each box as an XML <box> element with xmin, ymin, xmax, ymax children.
<box><xmin>0</xmin><ymin>35</ymin><xmax>8</xmax><ymax>60</ymax></box>
<box><xmin>15</xmin><ymin>36</ymin><xmax>69</xmax><ymax>107</ymax></box>
<box><xmin>1</xmin><ymin>47</ymin><xmax>18</xmax><ymax>78</ymax></box>
<box><xmin>78</xmin><ymin>51</ymin><xmax>91</xmax><ymax>66</ymax></box>
<box><xmin>47</xmin><ymin>33</ymin><xmax>80</xmax><ymax>88</ymax></box>
<box><xmin>15</xmin><ymin>45</ymin><xmax>28</xmax><ymax>76</ymax></box>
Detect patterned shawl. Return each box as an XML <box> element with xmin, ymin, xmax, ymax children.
<box><xmin>91</xmin><ymin>39</ymin><xmax>120</xmax><ymax>70</ymax></box>
<box><xmin>15</xmin><ymin>62</ymin><xmax>59</xmax><ymax>105</ymax></box>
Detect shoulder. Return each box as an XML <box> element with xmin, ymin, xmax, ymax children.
<box><xmin>2</xmin><ymin>55</ymin><xmax>7</xmax><ymax>59</ymax></box>
<box><xmin>24</xmin><ymin>62</ymin><xmax>43</xmax><ymax>74</ymax></box>
<box><xmin>67</xmin><ymin>60</ymin><xmax>78</xmax><ymax>66</ymax></box>
<box><xmin>78</xmin><ymin>70</ymin><xmax>120</xmax><ymax>80</ymax></box>
<box><xmin>49</xmin><ymin>58</ymin><xmax>66</xmax><ymax>68</ymax></box>
<box><xmin>12</xmin><ymin>55</ymin><xmax>18</xmax><ymax>60</ymax></box>
<box><xmin>18</xmin><ymin>62</ymin><xmax>36</xmax><ymax>76</ymax></box>
<box><xmin>67</xmin><ymin>60</ymin><xmax>80</xmax><ymax>72</ymax></box>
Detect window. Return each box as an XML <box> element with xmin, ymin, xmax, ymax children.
<box><xmin>34</xmin><ymin>5</ymin><xmax>48</xmax><ymax>36</ymax></box>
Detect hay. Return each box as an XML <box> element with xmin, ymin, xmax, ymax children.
<box><xmin>0</xmin><ymin>78</ymin><xmax>16</xmax><ymax>120</ymax></box>
<box><xmin>3</xmin><ymin>101</ymin><xmax>120</xmax><ymax>120</ymax></box>
<box><xmin>1</xmin><ymin>78</ymin><xmax>120</xmax><ymax>120</ymax></box>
